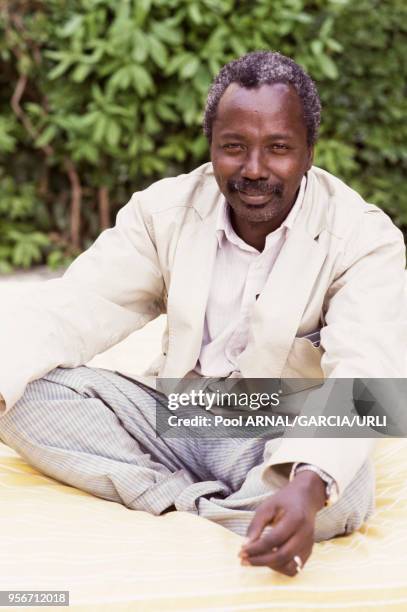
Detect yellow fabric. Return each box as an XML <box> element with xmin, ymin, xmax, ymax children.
<box><xmin>0</xmin><ymin>439</ymin><xmax>406</xmax><ymax>611</ymax></box>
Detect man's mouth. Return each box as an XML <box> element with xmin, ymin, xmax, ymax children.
<box><xmin>237</xmin><ymin>191</ymin><xmax>273</xmax><ymax>205</ymax></box>
<box><xmin>228</xmin><ymin>179</ymin><xmax>284</xmax><ymax>206</ymax></box>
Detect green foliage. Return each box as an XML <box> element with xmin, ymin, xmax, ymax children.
<box><xmin>0</xmin><ymin>174</ymin><xmax>50</xmax><ymax>272</ymax></box>
<box><xmin>0</xmin><ymin>0</ymin><xmax>406</xmax><ymax>270</ymax></box>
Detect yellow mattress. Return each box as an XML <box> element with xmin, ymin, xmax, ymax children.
<box><xmin>0</xmin><ymin>438</ymin><xmax>406</xmax><ymax>611</ymax></box>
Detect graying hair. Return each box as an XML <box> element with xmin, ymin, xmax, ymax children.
<box><xmin>203</xmin><ymin>51</ymin><xmax>321</xmax><ymax>146</ymax></box>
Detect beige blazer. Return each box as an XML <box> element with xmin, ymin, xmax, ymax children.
<box><xmin>0</xmin><ymin>163</ymin><xmax>405</xmax><ymax>495</ymax></box>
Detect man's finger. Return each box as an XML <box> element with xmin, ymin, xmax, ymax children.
<box><xmin>245</xmin><ymin>553</ymin><xmax>297</xmax><ymax>576</ymax></box>
<box><xmin>243</xmin><ymin>510</ymin><xmax>302</xmax><ymax>558</ymax></box>
<box><xmin>278</xmin><ymin>544</ymin><xmax>312</xmax><ymax>577</ymax></box>
<box><xmin>246</xmin><ymin>534</ymin><xmax>312</xmax><ymax>570</ymax></box>
<box><xmin>244</xmin><ymin>500</ymin><xmax>279</xmax><ymax>544</ymax></box>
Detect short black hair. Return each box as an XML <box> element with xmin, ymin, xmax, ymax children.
<box><xmin>203</xmin><ymin>51</ymin><xmax>321</xmax><ymax>146</ymax></box>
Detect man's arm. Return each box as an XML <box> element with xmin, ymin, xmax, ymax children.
<box><xmin>0</xmin><ymin>192</ymin><xmax>164</xmax><ymax>412</ymax></box>
<box><xmin>263</xmin><ymin>207</ymin><xmax>406</xmax><ymax>493</ymax></box>
<box><xmin>242</xmin><ymin>208</ymin><xmax>406</xmax><ymax>574</ymax></box>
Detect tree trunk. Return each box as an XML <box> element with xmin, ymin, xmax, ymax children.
<box><xmin>98</xmin><ymin>185</ymin><xmax>110</xmax><ymax>231</ymax></box>
<box><xmin>64</xmin><ymin>160</ymin><xmax>82</xmax><ymax>251</ymax></box>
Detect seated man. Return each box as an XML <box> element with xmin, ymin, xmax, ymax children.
<box><xmin>0</xmin><ymin>51</ymin><xmax>405</xmax><ymax>577</ymax></box>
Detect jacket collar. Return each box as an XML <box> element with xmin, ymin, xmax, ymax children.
<box><xmin>162</xmin><ymin>164</ymin><xmax>331</xmax><ymax>378</ymax></box>
<box><xmin>191</xmin><ymin>163</ymin><xmax>329</xmax><ymax>239</ymax></box>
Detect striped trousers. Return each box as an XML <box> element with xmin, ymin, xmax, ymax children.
<box><xmin>0</xmin><ymin>366</ymin><xmax>375</xmax><ymax>538</ymax></box>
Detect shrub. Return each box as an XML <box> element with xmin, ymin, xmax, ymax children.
<box><xmin>0</xmin><ymin>0</ymin><xmax>405</xmax><ymax>269</ymax></box>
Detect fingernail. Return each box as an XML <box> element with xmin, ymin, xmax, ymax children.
<box><xmin>241</xmin><ymin>558</ymin><xmax>251</xmax><ymax>566</ymax></box>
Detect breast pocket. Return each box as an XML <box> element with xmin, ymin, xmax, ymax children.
<box><xmin>282</xmin><ymin>336</ymin><xmax>324</xmax><ymax>379</ymax></box>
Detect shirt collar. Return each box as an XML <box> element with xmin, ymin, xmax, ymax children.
<box><xmin>216</xmin><ymin>175</ymin><xmax>307</xmax><ymax>250</ymax></box>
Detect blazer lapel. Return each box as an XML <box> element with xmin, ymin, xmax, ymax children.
<box><xmin>237</xmin><ymin>169</ymin><xmax>329</xmax><ymax>377</ymax></box>
<box><xmin>163</xmin><ymin>215</ymin><xmax>218</xmax><ymax>377</ymax></box>
<box><xmin>237</xmin><ymin>227</ymin><xmax>327</xmax><ymax>377</ymax></box>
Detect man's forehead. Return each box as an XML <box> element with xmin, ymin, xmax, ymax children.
<box><xmin>218</xmin><ymin>82</ymin><xmax>297</xmax><ymax>110</ymax></box>
<box><xmin>214</xmin><ymin>82</ymin><xmax>304</xmax><ymax>131</ymax></box>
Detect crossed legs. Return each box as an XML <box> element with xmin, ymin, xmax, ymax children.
<box><xmin>0</xmin><ymin>366</ymin><xmax>375</xmax><ymax>538</ymax></box>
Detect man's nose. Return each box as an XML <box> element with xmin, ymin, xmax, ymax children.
<box><xmin>241</xmin><ymin>149</ymin><xmax>268</xmax><ymax>181</ymax></box>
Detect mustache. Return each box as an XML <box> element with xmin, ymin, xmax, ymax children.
<box><xmin>227</xmin><ymin>178</ymin><xmax>284</xmax><ymax>198</ymax></box>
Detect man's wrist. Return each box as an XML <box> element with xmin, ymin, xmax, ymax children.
<box><xmin>290</xmin><ymin>463</ymin><xmax>339</xmax><ymax>507</ymax></box>
<box><xmin>291</xmin><ymin>470</ymin><xmax>327</xmax><ymax>512</ymax></box>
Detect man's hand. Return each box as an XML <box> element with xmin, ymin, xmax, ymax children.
<box><xmin>239</xmin><ymin>471</ymin><xmax>326</xmax><ymax>576</ymax></box>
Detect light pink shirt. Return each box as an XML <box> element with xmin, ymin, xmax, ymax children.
<box><xmin>196</xmin><ymin>177</ymin><xmax>306</xmax><ymax>376</ymax></box>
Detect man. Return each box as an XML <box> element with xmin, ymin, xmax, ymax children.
<box><xmin>0</xmin><ymin>51</ymin><xmax>405</xmax><ymax>577</ymax></box>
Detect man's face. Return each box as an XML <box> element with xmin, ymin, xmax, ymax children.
<box><xmin>210</xmin><ymin>83</ymin><xmax>314</xmax><ymax>228</ymax></box>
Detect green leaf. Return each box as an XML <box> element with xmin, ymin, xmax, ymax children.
<box><xmin>60</xmin><ymin>14</ymin><xmax>83</xmax><ymax>37</ymax></box>
<box><xmin>93</xmin><ymin>113</ymin><xmax>107</xmax><ymax>143</ymax></box>
<box><xmin>144</xmin><ymin>110</ymin><xmax>160</xmax><ymax>134</ymax></box>
<box><xmin>318</xmin><ymin>54</ymin><xmax>339</xmax><ymax>79</ymax></box>
<box><xmin>320</xmin><ymin>17</ymin><xmax>334</xmax><ymax>40</ymax></box>
<box><xmin>35</xmin><ymin>125</ymin><xmax>57</xmax><ymax>147</ymax></box>
<box><xmin>10</xmin><ymin>232</ymin><xmax>50</xmax><ymax>268</ymax></box>
<box><xmin>79</xmin><ymin>111</ymin><xmax>100</xmax><ymax>128</ymax></box>
<box><xmin>326</xmin><ymin>38</ymin><xmax>343</xmax><ymax>53</ymax></box>
<box><xmin>72</xmin><ymin>141</ymin><xmax>99</xmax><ymax>164</ymax></box>
<box><xmin>155</xmin><ymin>101</ymin><xmax>178</xmax><ymax>122</ymax></box>
<box><xmin>0</xmin><ymin>118</ymin><xmax>17</xmax><ymax>153</ymax></box>
<box><xmin>48</xmin><ymin>60</ymin><xmax>72</xmax><ymax>80</ymax></box>
<box><xmin>188</xmin><ymin>4</ymin><xmax>203</xmax><ymax>25</ymax></box>
<box><xmin>189</xmin><ymin>135</ymin><xmax>209</xmax><ymax>158</ymax></box>
<box><xmin>108</xmin><ymin>66</ymin><xmax>133</xmax><ymax>91</ymax></box>
<box><xmin>72</xmin><ymin>63</ymin><xmax>92</xmax><ymax>82</ymax></box>
<box><xmin>131</xmin><ymin>65</ymin><xmax>154</xmax><ymax>96</ymax></box>
<box><xmin>135</xmin><ymin>0</ymin><xmax>152</xmax><ymax>26</ymax></box>
<box><xmin>151</xmin><ymin>21</ymin><xmax>183</xmax><ymax>46</ymax></box>
<box><xmin>166</xmin><ymin>53</ymin><xmax>189</xmax><ymax>75</ymax></box>
<box><xmin>311</xmin><ymin>40</ymin><xmax>323</xmax><ymax>57</ymax></box>
<box><xmin>132</xmin><ymin>30</ymin><xmax>149</xmax><ymax>63</ymax></box>
<box><xmin>180</xmin><ymin>56</ymin><xmax>200</xmax><ymax>79</ymax></box>
<box><xmin>105</xmin><ymin>119</ymin><xmax>121</xmax><ymax>147</ymax></box>
<box><xmin>193</xmin><ymin>65</ymin><xmax>212</xmax><ymax>94</ymax></box>
<box><xmin>148</xmin><ymin>35</ymin><xmax>168</xmax><ymax>68</ymax></box>
<box><xmin>230</xmin><ymin>36</ymin><xmax>247</xmax><ymax>57</ymax></box>
<box><xmin>92</xmin><ymin>84</ymin><xmax>105</xmax><ymax>106</ymax></box>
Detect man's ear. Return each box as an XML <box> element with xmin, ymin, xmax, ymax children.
<box><xmin>306</xmin><ymin>146</ymin><xmax>314</xmax><ymax>171</ymax></box>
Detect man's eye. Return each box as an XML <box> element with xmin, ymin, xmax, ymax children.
<box><xmin>270</xmin><ymin>143</ymin><xmax>289</xmax><ymax>151</ymax></box>
<box><xmin>222</xmin><ymin>143</ymin><xmax>244</xmax><ymax>151</ymax></box>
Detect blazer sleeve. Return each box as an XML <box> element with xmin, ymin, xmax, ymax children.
<box><xmin>321</xmin><ymin>208</ymin><xmax>406</xmax><ymax>379</ymax></box>
<box><xmin>262</xmin><ymin>208</ymin><xmax>407</xmax><ymax>496</ymax></box>
<box><xmin>0</xmin><ymin>193</ymin><xmax>164</xmax><ymax>413</ymax></box>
